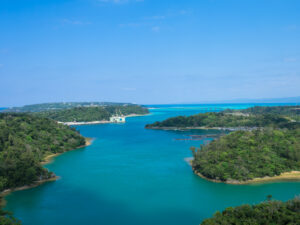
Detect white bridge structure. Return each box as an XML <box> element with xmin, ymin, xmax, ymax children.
<box><xmin>109</xmin><ymin>116</ymin><xmax>126</xmax><ymax>123</ymax></box>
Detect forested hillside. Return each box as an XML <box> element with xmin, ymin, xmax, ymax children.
<box><xmin>192</xmin><ymin>128</ymin><xmax>300</xmax><ymax>182</ymax></box>
<box><xmin>146</xmin><ymin>112</ymin><xmax>299</xmax><ymax>129</ymax></box>
<box><xmin>0</xmin><ymin>203</ymin><xmax>21</xmax><ymax>225</ymax></box>
<box><xmin>0</xmin><ymin>113</ymin><xmax>86</xmax><ymax>192</ymax></box>
<box><xmin>2</xmin><ymin>102</ymin><xmax>133</xmax><ymax>113</ymax></box>
<box><xmin>34</xmin><ymin>105</ymin><xmax>149</xmax><ymax>122</ymax></box>
<box><xmin>226</xmin><ymin>105</ymin><xmax>300</xmax><ymax>121</ymax></box>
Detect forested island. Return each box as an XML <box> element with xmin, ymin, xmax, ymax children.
<box><xmin>146</xmin><ymin>105</ymin><xmax>300</xmax><ymax>130</ymax></box>
<box><xmin>33</xmin><ymin>105</ymin><xmax>149</xmax><ymax>123</ymax></box>
<box><xmin>191</xmin><ymin>128</ymin><xmax>300</xmax><ymax>183</ymax></box>
<box><xmin>201</xmin><ymin>197</ymin><xmax>300</xmax><ymax>224</ymax></box>
<box><xmin>226</xmin><ymin>105</ymin><xmax>300</xmax><ymax>121</ymax></box>
<box><xmin>145</xmin><ymin>112</ymin><xmax>299</xmax><ymax>130</ymax></box>
<box><xmin>146</xmin><ymin>106</ymin><xmax>300</xmax><ymax>183</ymax></box>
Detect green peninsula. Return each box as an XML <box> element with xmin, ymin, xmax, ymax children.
<box><xmin>34</xmin><ymin>105</ymin><xmax>149</xmax><ymax>122</ymax></box>
<box><xmin>2</xmin><ymin>102</ymin><xmax>136</xmax><ymax>113</ymax></box>
<box><xmin>192</xmin><ymin>128</ymin><xmax>300</xmax><ymax>183</ymax></box>
<box><xmin>226</xmin><ymin>105</ymin><xmax>300</xmax><ymax>121</ymax></box>
<box><xmin>0</xmin><ymin>113</ymin><xmax>86</xmax><ymax>192</ymax></box>
<box><xmin>145</xmin><ymin>112</ymin><xmax>299</xmax><ymax>130</ymax></box>
<box><xmin>202</xmin><ymin>197</ymin><xmax>300</xmax><ymax>225</ymax></box>
<box><xmin>146</xmin><ymin>106</ymin><xmax>300</xmax><ymax>183</ymax></box>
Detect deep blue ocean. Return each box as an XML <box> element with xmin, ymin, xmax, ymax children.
<box><xmin>5</xmin><ymin>104</ymin><xmax>300</xmax><ymax>225</ymax></box>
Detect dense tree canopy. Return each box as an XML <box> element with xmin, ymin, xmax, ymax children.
<box><xmin>2</xmin><ymin>102</ymin><xmax>137</xmax><ymax>113</ymax></box>
<box><xmin>192</xmin><ymin>128</ymin><xmax>300</xmax><ymax>181</ymax></box>
<box><xmin>227</xmin><ymin>105</ymin><xmax>300</xmax><ymax>122</ymax></box>
<box><xmin>146</xmin><ymin>112</ymin><xmax>299</xmax><ymax>129</ymax></box>
<box><xmin>34</xmin><ymin>105</ymin><xmax>149</xmax><ymax>122</ymax></box>
<box><xmin>202</xmin><ymin>197</ymin><xmax>300</xmax><ymax>225</ymax></box>
<box><xmin>0</xmin><ymin>198</ymin><xmax>21</xmax><ymax>225</ymax></box>
<box><xmin>0</xmin><ymin>113</ymin><xmax>86</xmax><ymax>191</ymax></box>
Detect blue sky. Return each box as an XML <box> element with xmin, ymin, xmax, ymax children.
<box><xmin>0</xmin><ymin>0</ymin><xmax>299</xmax><ymax>106</ymax></box>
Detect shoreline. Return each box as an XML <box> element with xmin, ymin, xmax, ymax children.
<box><xmin>146</xmin><ymin>126</ymin><xmax>257</xmax><ymax>131</ymax></box>
<box><xmin>193</xmin><ymin>170</ymin><xmax>300</xmax><ymax>185</ymax></box>
<box><xmin>58</xmin><ymin>113</ymin><xmax>149</xmax><ymax>126</ymax></box>
<box><xmin>0</xmin><ymin>176</ymin><xmax>59</xmax><ymax>207</ymax></box>
<box><xmin>186</xmin><ymin>158</ymin><xmax>300</xmax><ymax>185</ymax></box>
<box><xmin>41</xmin><ymin>137</ymin><xmax>93</xmax><ymax>165</ymax></box>
<box><xmin>0</xmin><ymin>137</ymin><xmax>93</xmax><ymax>206</ymax></box>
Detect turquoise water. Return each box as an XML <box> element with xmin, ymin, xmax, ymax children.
<box><xmin>5</xmin><ymin>104</ymin><xmax>300</xmax><ymax>225</ymax></box>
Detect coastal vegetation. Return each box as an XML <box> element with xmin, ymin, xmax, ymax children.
<box><xmin>0</xmin><ymin>201</ymin><xmax>21</xmax><ymax>225</ymax></box>
<box><xmin>226</xmin><ymin>105</ymin><xmax>300</xmax><ymax>122</ymax></box>
<box><xmin>145</xmin><ymin>112</ymin><xmax>299</xmax><ymax>129</ymax></box>
<box><xmin>33</xmin><ymin>105</ymin><xmax>149</xmax><ymax>122</ymax></box>
<box><xmin>191</xmin><ymin>128</ymin><xmax>300</xmax><ymax>182</ymax></box>
<box><xmin>2</xmin><ymin>102</ymin><xmax>135</xmax><ymax>113</ymax></box>
<box><xmin>146</xmin><ymin>106</ymin><xmax>300</xmax><ymax>183</ymax></box>
<box><xmin>0</xmin><ymin>113</ymin><xmax>86</xmax><ymax>192</ymax></box>
<box><xmin>201</xmin><ymin>197</ymin><xmax>300</xmax><ymax>225</ymax></box>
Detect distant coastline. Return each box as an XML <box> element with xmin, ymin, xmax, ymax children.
<box><xmin>146</xmin><ymin>126</ymin><xmax>257</xmax><ymax>131</ymax></box>
<box><xmin>59</xmin><ymin>113</ymin><xmax>149</xmax><ymax>126</ymax></box>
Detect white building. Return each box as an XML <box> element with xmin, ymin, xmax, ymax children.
<box><xmin>110</xmin><ymin>116</ymin><xmax>126</xmax><ymax>123</ymax></box>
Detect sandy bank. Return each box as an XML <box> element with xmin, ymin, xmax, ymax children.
<box><xmin>125</xmin><ymin>113</ymin><xmax>150</xmax><ymax>118</ymax></box>
<box><xmin>58</xmin><ymin>113</ymin><xmax>149</xmax><ymax>126</ymax></box>
<box><xmin>146</xmin><ymin>126</ymin><xmax>257</xmax><ymax>131</ymax></box>
<box><xmin>194</xmin><ymin>170</ymin><xmax>300</xmax><ymax>185</ymax></box>
<box><xmin>42</xmin><ymin>138</ymin><xmax>92</xmax><ymax>165</ymax></box>
<box><xmin>58</xmin><ymin>121</ymin><xmax>110</xmax><ymax>126</ymax></box>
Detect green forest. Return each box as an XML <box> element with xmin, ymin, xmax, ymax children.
<box><xmin>34</xmin><ymin>105</ymin><xmax>149</xmax><ymax>122</ymax></box>
<box><xmin>192</xmin><ymin>128</ymin><xmax>300</xmax><ymax>181</ymax></box>
<box><xmin>0</xmin><ymin>202</ymin><xmax>21</xmax><ymax>225</ymax></box>
<box><xmin>201</xmin><ymin>197</ymin><xmax>300</xmax><ymax>225</ymax></box>
<box><xmin>146</xmin><ymin>112</ymin><xmax>299</xmax><ymax>129</ymax></box>
<box><xmin>226</xmin><ymin>105</ymin><xmax>300</xmax><ymax>121</ymax></box>
<box><xmin>2</xmin><ymin>102</ymin><xmax>135</xmax><ymax>113</ymax></box>
<box><xmin>0</xmin><ymin>113</ymin><xmax>86</xmax><ymax>192</ymax></box>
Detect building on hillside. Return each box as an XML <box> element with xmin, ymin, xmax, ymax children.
<box><xmin>110</xmin><ymin>116</ymin><xmax>126</xmax><ymax>123</ymax></box>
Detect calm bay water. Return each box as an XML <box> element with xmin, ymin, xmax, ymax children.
<box><xmin>5</xmin><ymin>104</ymin><xmax>300</xmax><ymax>225</ymax></box>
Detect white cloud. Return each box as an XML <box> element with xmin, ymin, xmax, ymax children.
<box><xmin>152</xmin><ymin>26</ymin><xmax>160</xmax><ymax>32</ymax></box>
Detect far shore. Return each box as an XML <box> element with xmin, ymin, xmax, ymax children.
<box><xmin>0</xmin><ymin>137</ymin><xmax>93</xmax><ymax>206</ymax></box>
<box><xmin>146</xmin><ymin>126</ymin><xmax>257</xmax><ymax>131</ymax></box>
<box><xmin>58</xmin><ymin>113</ymin><xmax>149</xmax><ymax>126</ymax></box>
